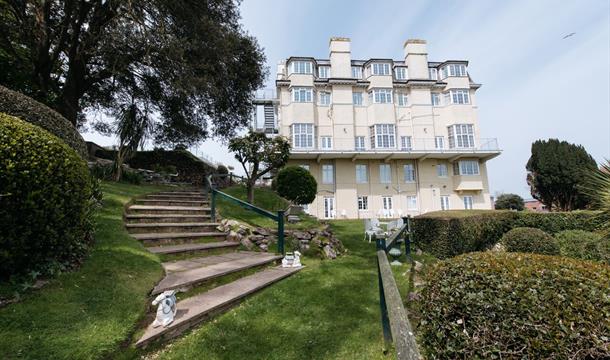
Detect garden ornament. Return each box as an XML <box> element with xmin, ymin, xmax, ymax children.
<box><xmin>152</xmin><ymin>290</ymin><xmax>177</xmax><ymax>328</ymax></box>
<box><xmin>282</xmin><ymin>251</ymin><xmax>302</xmax><ymax>268</ymax></box>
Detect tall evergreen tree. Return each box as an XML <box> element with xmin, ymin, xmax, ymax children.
<box><xmin>526</xmin><ymin>139</ymin><xmax>597</xmax><ymax>211</ymax></box>
<box><xmin>0</xmin><ymin>0</ymin><xmax>266</xmax><ymax>145</ymax></box>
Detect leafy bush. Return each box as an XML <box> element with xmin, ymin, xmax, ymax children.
<box><xmin>0</xmin><ymin>85</ymin><xmax>88</xmax><ymax>158</ymax></box>
<box><xmin>555</xmin><ymin>230</ymin><xmax>610</xmax><ymax>264</ymax></box>
<box><xmin>500</xmin><ymin>227</ymin><xmax>559</xmax><ymax>255</ymax></box>
<box><xmin>216</xmin><ymin>164</ymin><xmax>229</xmax><ymax>175</ymax></box>
<box><xmin>418</xmin><ymin>252</ymin><xmax>610</xmax><ymax>359</ymax></box>
<box><xmin>0</xmin><ymin>114</ymin><xmax>94</xmax><ymax>277</ymax></box>
<box><xmin>94</xmin><ymin>148</ymin><xmax>213</xmax><ymax>184</ymax></box>
<box><xmin>276</xmin><ymin>166</ymin><xmax>317</xmax><ymax>204</ymax></box>
<box><xmin>494</xmin><ymin>193</ymin><xmax>524</xmax><ymax>210</ymax></box>
<box><xmin>90</xmin><ymin>162</ymin><xmax>143</xmax><ymax>184</ymax></box>
<box><xmin>413</xmin><ymin>210</ymin><xmax>601</xmax><ymax>259</ymax></box>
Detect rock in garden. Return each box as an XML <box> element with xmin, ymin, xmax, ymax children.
<box><xmin>226</xmin><ymin>230</ymin><xmax>239</xmax><ymax>242</ymax></box>
<box><xmin>253</xmin><ymin>227</ymin><xmax>270</xmax><ymax>236</ymax></box>
<box><xmin>241</xmin><ymin>237</ymin><xmax>255</xmax><ymax>250</ymax></box>
<box><xmin>414</xmin><ymin>261</ymin><xmax>423</xmax><ymax>272</ymax></box>
<box><xmin>323</xmin><ymin>245</ymin><xmax>337</xmax><ymax>259</ymax></box>
<box><xmin>249</xmin><ymin>235</ymin><xmax>264</xmax><ymax>243</ymax></box>
<box><xmin>259</xmin><ymin>244</ymin><xmax>268</xmax><ymax>251</ymax></box>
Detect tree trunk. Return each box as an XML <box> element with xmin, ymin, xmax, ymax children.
<box><xmin>246</xmin><ymin>181</ymin><xmax>255</xmax><ymax>204</ymax></box>
<box><xmin>113</xmin><ymin>149</ymin><xmax>125</xmax><ymax>182</ymax></box>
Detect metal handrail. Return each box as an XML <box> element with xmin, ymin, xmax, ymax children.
<box><xmin>205</xmin><ymin>175</ymin><xmax>285</xmax><ymax>255</ymax></box>
<box><xmin>374</xmin><ymin>216</ymin><xmax>421</xmax><ymax>359</ymax></box>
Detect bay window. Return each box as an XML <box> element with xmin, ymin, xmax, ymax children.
<box><xmin>440</xmin><ymin>64</ymin><xmax>467</xmax><ymax>78</ymax></box>
<box><xmin>447</xmin><ymin>89</ymin><xmax>470</xmax><ymax>104</ymax></box>
<box><xmin>453</xmin><ymin>160</ymin><xmax>480</xmax><ymax>175</ymax></box>
<box><xmin>429</xmin><ymin>68</ymin><xmax>438</xmax><ymax>80</ymax></box>
<box><xmin>371</xmin><ymin>63</ymin><xmax>391</xmax><ymax>75</ymax></box>
<box><xmin>291</xmin><ymin>123</ymin><xmax>314</xmax><ymax>149</ymax></box>
<box><xmin>370</xmin><ymin>124</ymin><xmax>396</xmax><ymax>149</ymax></box>
<box><xmin>394</xmin><ymin>67</ymin><xmax>407</xmax><ymax>80</ymax></box>
<box><xmin>291</xmin><ymin>61</ymin><xmax>312</xmax><ymax>74</ymax></box>
<box><xmin>292</xmin><ymin>87</ymin><xmax>313</xmax><ymax>102</ymax></box>
<box><xmin>448</xmin><ymin>124</ymin><xmax>475</xmax><ymax>148</ymax></box>
<box><xmin>370</xmin><ymin>89</ymin><xmax>393</xmax><ymax>104</ymax></box>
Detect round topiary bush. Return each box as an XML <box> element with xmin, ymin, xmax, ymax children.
<box><xmin>555</xmin><ymin>230</ymin><xmax>610</xmax><ymax>264</ymax></box>
<box><xmin>216</xmin><ymin>164</ymin><xmax>229</xmax><ymax>175</ymax></box>
<box><xmin>417</xmin><ymin>252</ymin><xmax>610</xmax><ymax>359</ymax></box>
<box><xmin>500</xmin><ymin>227</ymin><xmax>559</xmax><ymax>255</ymax></box>
<box><xmin>0</xmin><ymin>85</ymin><xmax>88</xmax><ymax>158</ymax></box>
<box><xmin>276</xmin><ymin>166</ymin><xmax>317</xmax><ymax>205</ymax></box>
<box><xmin>0</xmin><ymin>113</ymin><xmax>94</xmax><ymax>278</ymax></box>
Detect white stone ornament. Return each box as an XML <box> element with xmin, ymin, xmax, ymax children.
<box><xmin>282</xmin><ymin>251</ymin><xmax>302</xmax><ymax>268</ymax></box>
<box><xmin>151</xmin><ymin>290</ymin><xmax>177</xmax><ymax>328</ymax></box>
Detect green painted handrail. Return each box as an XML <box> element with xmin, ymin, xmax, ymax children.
<box><xmin>205</xmin><ymin>175</ymin><xmax>285</xmax><ymax>255</ymax></box>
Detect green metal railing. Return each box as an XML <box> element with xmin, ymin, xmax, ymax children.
<box><xmin>205</xmin><ymin>175</ymin><xmax>285</xmax><ymax>255</ymax></box>
<box><xmin>374</xmin><ymin>216</ymin><xmax>421</xmax><ymax>360</ymax></box>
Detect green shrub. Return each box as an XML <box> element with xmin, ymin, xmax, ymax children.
<box><xmin>413</xmin><ymin>210</ymin><xmax>600</xmax><ymax>259</ymax></box>
<box><xmin>94</xmin><ymin>148</ymin><xmax>213</xmax><ymax>185</ymax></box>
<box><xmin>555</xmin><ymin>230</ymin><xmax>610</xmax><ymax>264</ymax></box>
<box><xmin>216</xmin><ymin>164</ymin><xmax>229</xmax><ymax>175</ymax></box>
<box><xmin>276</xmin><ymin>166</ymin><xmax>317</xmax><ymax>205</ymax></box>
<box><xmin>0</xmin><ymin>114</ymin><xmax>94</xmax><ymax>277</ymax></box>
<box><xmin>494</xmin><ymin>193</ymin><xmax>525</xmax><ymax>210</ymax></box>
<box><xmin>418</xmin><ymin>252</ymin><xmax>610</xmax><ymax>359</ymax></box>
<box><xmin>90</xmin><ymin>162</ymin><xmax>143</xmax><ymax>184</ymax></box>
<box><xmin>500</xmin><ymin>227</ymin><xmax>559</xmax><ymax>255</ymax></box>
<box><xmin>0</xmin><ymin>85</ymin><xmax>87</xmax><ymax>158</ymax></box>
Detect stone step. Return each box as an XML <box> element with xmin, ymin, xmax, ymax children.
<box><xmin>136</xmin><ymin>266</ymin><xmax>302</xmax><ymax>347</ymax></box>
<box><xmin>125</xmin><ymin>214</ymin><xmax>212</xmax><ymax>224</ymax></box>
<box><xmin>162</xmin><ymin>251</ymin><xmax>263</xmax><ymax>272</ymax></box>
<box><xmin>126</xmin><ymin>222</ymin><xmax>220</xmax><ymax>234</ymax></box>
<box><xmin>146</xmin><ymin>241</ymin><xmax>240</xmax><ymax>255</ymax></box>
<box><xmin>135</xmin><ymin>199</ymin><xmax>209</xmax><ymax>207</ymax></box>
<box><xmin>146</xmin><ymin>194</ymin><xmax>207</xmax><ymax>201</ymax></box>
<box><xmin>151</xmin><ymin>253</ymin><xmax>283</xmax><ymax>294</ymax></box>
<box><xmin>127</xmin><ymin>205</ymin><xmax>211</xmax><ymax>215</ymax></box>
<box><xmin>132</xmin><ymin>232</ymin><xmax>227</xmax><ymax>246</ymax></box>
<box><xmin>156</xmin><ymin>191</ymin><xmax>206</xmax><ymax>196</ymax></box>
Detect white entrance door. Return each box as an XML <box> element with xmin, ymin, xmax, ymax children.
<box><xmin>324</xmin><ymin>197</ymin><xmax>335</xmax><ymax>219</ymax></box>
<box><xmin>440</xmin><ymin>195</ymin><xmax>450</xmax><ymax>210</ymax></box>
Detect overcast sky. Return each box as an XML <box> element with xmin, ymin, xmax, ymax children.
<box><xmin>84</xmin><ymin>0</ymin><xmax>610</xmax><ymax>198</ymax></box>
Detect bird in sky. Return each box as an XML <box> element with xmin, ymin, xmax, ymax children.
<box><xmin>562</xmin><ymin>32</ymin><xmax>576</xmax><ymax>39</ymax></box>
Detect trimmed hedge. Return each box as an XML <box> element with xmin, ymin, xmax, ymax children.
<box><xmin>412</xmin><ymin>210</ymin><xmax>601</xmax><ymax>259</ymax></box>
<box><xmin>500</xmin><ymin>227</ymin><xmax>559</xmax><ymax>255</ymax></box>
<box><xmin>555</xmin><ymin>230</ymin><xmax>610</xmax><ymax>264</ymax></box>
<box><xmin>94</xmin><ymin>148</ymin><xmax>214</xmax><ymax>185</ymax></box>
<box><xmin>418</xmin><ymin>252</ymin><xmax>610</xmax><ymax>359</ymax></box>
<box><xmin>0</xmin><ymin>85</ymin><xmax>88</xmax><ymax>158</ymax></box>
<box><xmin>276</xmin><ymin>166</ymin><xmax>317</xmax><ymax>205</ymax></box>
<box><xmin>0</xmin><ymin>114</ymin><xmax>93</xmax><ymax>277</ymax></box>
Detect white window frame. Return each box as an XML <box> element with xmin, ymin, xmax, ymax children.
<box><xmin>382</xmin><ymin>196</ymin><xmax>393</xmax><ymax>210</ymax></box>
<box><xmin>323</xmin><ymin>197</ymin><xmax>335</xmax><ymax>218</ymax></box>
<box><xmin>371</xmin><ymin>63</ymin><xmax>391</xmax><ymax>76</ymax></box>
<box><xmin>435</xmin><ymin>136</ymin><xmax>445</xmax><ymax>149</ymax></box>
<box><xmin>403</xmin><ymin>164</ymin><xmax>416</xmax><ymax>183</ymax></box>
<box><xmin>407</xmin><ymin>195</ymin><xmax>418</xmax><ymax>210</ymax></box>
<box><xmin>448</xmin><ymin>89</ymin><xmax>470</xmax><ymax>104</ymax></box>
<box><xmin>291</xmin><ymin>123</ymin><xmax>314</xmax><ymax>149</ymax></box>
<box><xmin>440</xmin><ymin>195</ymin><xmax>450</xmax><ymax>210</ymax></box>
<box><xmin>400</xmin><ymin>136</ymin><xmax>412</xmax><ymax>151</ymax></box>
<box><xmin>394</xmin><ymin>67</ymin><xmax>407</xmax><ymax>80</ymax></box>
<box><xmin>370</xmin><ymin>89</ymin><xmax>393</xmax><ymax>104</ymax></box>
<box><xmin>463</xmin><ymin>196</ymin><xmax>474</xmax><ymax>210</ymax></box>
<box><xmin>292</xmin><ymin>87</ymin><xmax>313</xmax><ymax>103</ymax></box>
<box><xmin>351</xmin><ymin>66</ymin><xmax>363</xmax><ymax>79</ymax></box>
<box><xmin>396</xmin><ymin>92</ymin><xmax>408</xmax><ymax>106</ymax></box>
<box><xmin>379</xmin><ymin>164</ymin><xmax>392</xmax><ymax>184</ymax></box>
<box><xmin>321</xmin><ymin>136</ymin><xmax>333</xmax><ymax>150</ymax></box>
<box><xmin>357</xmin><ymin>196</ymin><xmax>368</xmax><ymax>211</ymax></box>
<box><xmin>370</xmin><ymin>124</ymin><xmax>396</xmax><ymax>149</ymax></box>
<box><xmin>455</xmin><ymin>160</ymin><xmax>480</xmax><ymax>176</ymax></box>
<box><xmin>437</xmin><ymin>164</ymin><xmax>448</xmax><ymax>177</ymax></box>
<box><xmin>355</xmin><ymin>136</ymin><xmax>365</xmax><ymax>150</ymax></box>
<box><xmin>356</xmin><ymin>164</ymin><xmax>368</xmax><ymax>184</ymax></box>
<box><xmin>429</xmin><ymin>68</ymin><xmax>438</xmax><ymax>80</ymax></box>
<box><xmin>352</xmin><ymin>92</ymin><xmax>363</xmax><ymax>106</ymax></box>
<box><xmin>322</xmin><ymin>164</ymin><xmax>334</xmax><ymax>184</ymax></box>
<box><xmin>291</xmin><ymin>61</ymin><xmax>313</xmax><ymax>75</ymax></box>
<box><xmin>319</xmin><ymin>91</ymin><xmax>331</xmax><ymax>106</ymax></box>
<box><xmin>318</xmin><ymin>66</ymin><xmax>330</xmax><ymax>79</ymax></box>
<box><xmin>449</xmin><ymin>64</ymin><xmax>467</xmax><ymax>77</ymax></box>
<box><xmin>448</xmin><ymin>124</ymin><xmax>475</xmax><ymax>149</ymax></box>
<box><xmin>431</xmin><ymin>93</ymin><xmax>441</xmax><ymax>106</ymax></box>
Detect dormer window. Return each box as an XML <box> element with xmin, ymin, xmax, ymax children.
<box><xmin>394</xmin><ymin>67</ymin><xmax>407</xmax><ymax>80</ymax></box>
<box><xmin>290</xmin><ymin>60</ymin><xmax>313</xmax><ymax>74</ymax></box>
<box><xmin>428</xmin><ymin>68</ymin><xmax>438</xmax><ymax>80</ymax></box>
<box><xmin>440</xmin><ymin>64</ymin><xmax>467</xmax><ymax>78</ymax></box>
<box><xmin>351</xmin><ymin>66</ymin><xmax>362</xmax><ymax>79</ymax></box>
<box><xmin>318</xmin><ymin>66</ymin><xmax>330</xmax><ymax>78</ymax></box>
<box><xmin>371</xmin><ymin>63</ymin><xmax>391</xmax><ymax>76</ymax></box>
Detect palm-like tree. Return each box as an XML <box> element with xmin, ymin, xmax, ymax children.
<box><xmin>113</xmin><ymin>104</ymin><xmax>153</xmax><ymax>181</ymax></box>
<box><xmin>584</xmin><ymin>160</ymin><xmax>610</xmax><ymax>237</ymax></box>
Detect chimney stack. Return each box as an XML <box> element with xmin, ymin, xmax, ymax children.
<box><xmin>329</xmin><ymin>37</ymin><xmax>352</xmax><ymax>78</ymax></box>
<box><xmin>403</xmin><ymin>39</ymin><xmax>429</xmax><ymax>79</ymax></box>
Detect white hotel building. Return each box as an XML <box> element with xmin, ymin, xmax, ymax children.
<box><xmin>254</xmin><ymin>37</ymin><xmax>501</xmax><ymax>219</ymax></box>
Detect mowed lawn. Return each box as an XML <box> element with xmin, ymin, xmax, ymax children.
<box><xmin>0</xmin><ymin>181</ymin><xmax>171</xmax><ymax>359</ymax></box>
<box><xmin>149</xmin><ymin>221</ymin><xmax>396</xmax><ymax>359</ymax></box>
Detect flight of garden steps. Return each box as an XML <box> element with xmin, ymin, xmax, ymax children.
<box><xmin>125</xmin><ymin>190</ymin><xmax>302</xmax><ymax>347</ymax></box>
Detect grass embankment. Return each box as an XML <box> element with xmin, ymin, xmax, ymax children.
<box><xmin>148</xmin><ymin>186</ymin><xmax>430</xmax><ymax>360</ymax></box>
<box><xmin>0</xmin><ymin>181</ymin><xmax>171</xmax><ymax>359</ymax></box>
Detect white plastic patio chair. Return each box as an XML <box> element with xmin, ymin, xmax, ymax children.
<box><xmin>364</xmin><ymin>218</ymin><xmax>383</xmax><ymax>242</ymax></box>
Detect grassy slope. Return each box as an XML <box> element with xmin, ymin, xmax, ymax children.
<box><xmin>150</xmin><ymin>187</ymin><xmax>420</xmax><ymax>360</ymax></box>
<box><xmin>0</xmin><ymin>181</ymin><xmax>171</xmax><ymax>359</ymax></box>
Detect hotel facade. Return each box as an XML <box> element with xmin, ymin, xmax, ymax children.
<box><xmin>255</xmin><ymin>37</ymin><xmax>501</xmax><ymax>219</ymax></box>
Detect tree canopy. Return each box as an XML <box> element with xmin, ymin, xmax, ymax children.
<box><xmin>0</xmin><ymin>0</ymin><xmax>266</xmax><ymax>145</ymax></box>
<box><xmin>494</xmin><ymin>193</ymin><xmax>525</xmax><ymax>211</ymax></box>
<box><xmin>276</xmin><ymin>166</ymin><xmax>317</xmax><ymax>205</ymax></box>
<box><xmin>228</xmin><ymin>131</ymin><xmax>290</xmax><ymax>203</ymax></box>
<box><xmin>526</xmin><ymin>139</ymin><xmax>597</xmax><ymax>211</ymax></box>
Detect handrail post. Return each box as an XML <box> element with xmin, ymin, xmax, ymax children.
<box><xmin>406</xmin><ymin>215</ymin><xmax>413</xmax><ymax>262</ymax></box>
<box><xmin>277</xmin><ymin>210</ymin><xmax>285</xmax><ymax>255</ymax></box>
<box><xmin>210</xmin><ymin>190</ymin><xmax>216</xmax><ymax>223</ymax></box>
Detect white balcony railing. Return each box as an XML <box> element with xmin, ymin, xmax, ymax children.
<box><xmin>290</xmin><ymin>137</ymin><xmax>500</xmax><ymax>152</ymax></box>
